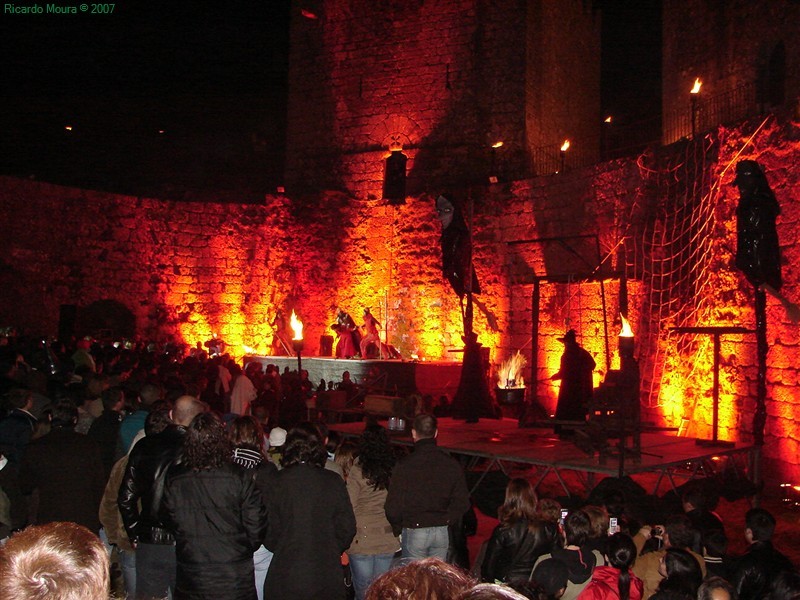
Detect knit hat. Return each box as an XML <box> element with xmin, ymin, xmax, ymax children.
<box><xmin>268</xmin><ymin>427</ymin><xmax>287</xmax><ymax>447</ymax></box>
<box><xmin>532</xmin><ymin>558</ymin><xmax>569</xmax><ymax>596</ymax></box>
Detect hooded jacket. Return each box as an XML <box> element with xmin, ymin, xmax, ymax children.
<box><xmin>534</xmin><ymin>546</ymin><xmax>606</xmax><ymax>600</ymax></box>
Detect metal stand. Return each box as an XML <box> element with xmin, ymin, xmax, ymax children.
<box><xmin>669</xmin><ymin>326</ymin><xmax>754</xmax><ymax>446</ymax></box>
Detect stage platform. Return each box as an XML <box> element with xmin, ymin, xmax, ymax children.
<box><xmin>244</xmin><ymin>355</ymin><xmax>462</xmax><ymax>399</ymax></box>
<box><xmin>331</xmin><ymin>417</ymin><xmax>755</xmax><ymax>498</ymax></box>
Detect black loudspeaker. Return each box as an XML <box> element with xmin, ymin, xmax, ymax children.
<box><xmin>382</xmin><ymin>150</ymin><xmax>407</xmax><ymax>205</ymax></box>
<box><xmin>58</xmin><ymin>304</ymin><xmax>77</xmax><ymax>342</ymax></box>
<box><xmin>319</xmin><ymin>335</ymin><xmax>334</xmax><ymax>356</ymax></box>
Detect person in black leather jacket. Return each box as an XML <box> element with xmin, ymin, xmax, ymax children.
<box><xmin>731</xmin><ymin>508</ymin><xmax>794</xmax><ymax>600</ymax></box>
<box><xmin>480</xmin><ymin>478</ymin><xmax>558</xmax><ymax>584</ymax></box>
<box><xmin>117</xmin><ymin>395</ymin><xmax>205</xmax><ymax>600</ymax></box>
<box><xmin>163</xmin><ymin>412</ymin><xmax>267</xmax><ymax>600</ymax></box>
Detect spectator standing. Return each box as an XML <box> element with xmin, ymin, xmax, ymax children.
<box><xmin>87</xmin><ymin>385</ymin><xmax>125</xmax><ymax>477</ymax></box>
<box><xmin>163</xmin><ymin>413</ymin><xmax>267</xmax><ymax>599</ymax></box>
<box><xmin>229</xmin><ymin>415</ymin><xmax>278</xmax><ymax>600</ymax></box>
<box><xmin>118</xmin><ymin>395</ymin><xmax>205</xmax><ymax>600</ymax></box>
<box><xmin>0</xmin><ymin>388</ymin><xmax>37</xmax><ymax>467</ymax></box>
<box><xmin>384</xmin><ymin>413</ymin><xmax>470</xmax><ymax>561</ymax></box>
<box><xmin>263</xmin><ymin>424</ymin><xmax>356</xmax><ymax>600</ymax></box>
<box><xmin>346</xmin><ymin>423</ymin><xmax>400</xmax><ymax>600</ymax></box>
<box><xmin>19</xmin><ymin>402</ymin><xmax>105</xmax><ymax>532</ymax></box>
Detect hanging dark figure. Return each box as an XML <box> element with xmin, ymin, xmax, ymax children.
<box><xmin>551</xmin><ymin>329</ymin><xmax>595</xmax><ymax>437</ymax></box>
<box><xmin>436</xmin><ymin>193</ymin><xmax>495</xmax><ymax>421</ymax></box>
<box><xmin>438</xmin><ymin>194</ymin><xmax>481</xmax><ymax>333</ymax></box>
<box><xmin>734</xmin><ymin>159</ymin><xmax>782</xmax><ymax>291</ymax></box>
<box><xmin>732</xmin><ymin>159</ymin><xmax>793</xmax><ymax>450</ymax></box>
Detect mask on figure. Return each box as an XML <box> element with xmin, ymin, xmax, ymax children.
<box><xmin>436</xmin><ymin>195</ymin><xmax>455</xmax><ymax>230</ymax></box>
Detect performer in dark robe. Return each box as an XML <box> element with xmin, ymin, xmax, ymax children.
<box><xmin>551</xmin><ymin>329</ymin><xmax>595</xmax><ymax>437</ymax></box>
<box><xmin>271</xmin><ymin>310</ymin><xmax>291</xmax><ymax>356</ymax></box>
<box><xmin>331</xmin><ymin>308</ymin><xmax>360</xmax><ymax>358</ymax></box>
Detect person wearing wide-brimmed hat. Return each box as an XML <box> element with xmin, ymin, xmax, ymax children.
<box><xmin>550</xmin><ymin>330</ymin><xmax>595</xmax><ymax>437</ymax></box>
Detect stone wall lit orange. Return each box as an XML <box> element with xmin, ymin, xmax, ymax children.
<box><xmin>0</xmin><ymin>115</ymin><xmax>799</xmax><ymax>480</ymax></box>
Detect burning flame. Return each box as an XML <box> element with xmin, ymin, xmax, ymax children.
<box><xmin>492</xmin><ymin>141</ymin><xmax>504</xmax><ymax>148</ymax></box>
<box><xmin>690</xmin><ymin>78</ymin><xmax>702</xmax><ymax>94</ymax></box>
<box><xmin>560</xmin><ymin>140</ymin><xmax>570</xmax><ymax>152</ymax></box>
<box><xmin>290</xmin><ymin>310</ymin><xmax>303</xmax><ymax>341</ymax></box>
<box><xmin>242</xmin><ymin>345</ymin><xmax>256</xmax><ymax>354</ymax></box>
<box><xmin>619</xmin><ymin>313</ymin><xmax>634</xmax><ymax>338</ymax></box>
<box><xmin>498</xmin><ymin>351</ymin><xmax>527</xmax><ymax>389</ymax></box>
<box><xmin>604</xmin><ymin>116</ymin><xmax>613</xmax><ymax>123</ymax></box>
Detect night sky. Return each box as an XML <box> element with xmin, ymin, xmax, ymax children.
<box><xmin>1</xmin><ymin>0</ymin><xmax>291</xmax><ymax>199</ymax></box>
<box><xmin>1</xmin><ymin>0</ymin><xmax>660</xmax><ymax>199</ymax></box>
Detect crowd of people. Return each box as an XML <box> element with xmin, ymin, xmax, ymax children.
<box><xmin>0</xmin><ymin>335</ymin><xmax>798</xmax><ymax>599</ymax></box>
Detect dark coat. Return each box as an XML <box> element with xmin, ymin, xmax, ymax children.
<box><xmin>553</xmin><ymin>342</ymin><xmax>596</xmax><ymax>423</ymax></box>
<box><xmin>384</xmin><ymin>437</ymin><xmax>471</xmax><ymax>534</ymax></box>
<box><xmin>118</xmin><ymin>425</ymin><xmax>185</xmax><ymax>545</ymax></box>
<box><xmin>0</xmin><ymin>408</ymin><xmax>37</xmax><ymax>466</ymax></box>
<box><xmin>87</xmin><ymin>409</ymin><xmax>123</xmax><ymax>476</ymax></box>
<box><xmin>481</xmin><ymin>519</ymin><xmax>558</xmax><ymax>583</ymax></box>
<box><xmin>263</xmin><ymin>463</ymin><xmax>356</xmax><ymax>600</ymax></box>
<box><xmin>732</xmin><ymin>540</ymin><xmax>794</xmax><ymax>600</ymax></box>
<box><xmin>163</xmin><ymin>462</ymin><xmax>268</xmax><ymax>600</ymax></box>
<box><xmin>19</xmin><ymin>427</ymin><xmax>105</xmax><ymax>531</ymax></box>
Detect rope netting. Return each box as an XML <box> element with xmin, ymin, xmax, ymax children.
<box><xmin>626</xmin><ymin>118</ymin><xmax>770</xmax><ymax>431</ymax></box>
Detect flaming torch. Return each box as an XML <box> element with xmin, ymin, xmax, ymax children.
<box><xmin>560</xmin><ymin>139</ymin><xmax>570</xmax><ymax>173</ymax></box>
<box><xmin>290</xmin><ymin>310</ymin><xmax>304</xmax><ymax>373</ymax></box>
<box><xmin>619</xmin><ymin>313</ymin><xmax>635</xmax><ymax>358</ymax></box>
<box><xmin>690</xmin><ymin>77</ymin><xmax>702</xmax><ymax>137</ymax></box>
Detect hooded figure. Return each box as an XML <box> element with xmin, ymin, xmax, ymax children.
<box><xmin>734</xmin><ymin>159</ymin><xmax>782</xmax><ymax>290</ymax></box>
<box><xmin>437</xmin><ymin>194</ymin><xmax>480</xmax><ymax>298</ymax></box>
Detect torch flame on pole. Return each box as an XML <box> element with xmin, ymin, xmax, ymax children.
<box><xmin>560</xmin><ymin>140</ymin><xmax>570</xmax><ymax>152</ymax></box>
<box><xmin>690</xmin><ymin>78</ymin><xmax>702</xmax><ymax>94</ymax></box>
<box><xmin>290</xmin><ymin>310</ymin><xmax>303</xmax><ymax>341</ymax></box>
<box><xmin>619</xmin><ymin>313</ymin><xmax>634</xmax><ymax>338</ymax></box>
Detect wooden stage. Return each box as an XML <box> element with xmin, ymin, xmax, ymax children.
<box><xmin>244</xmin><ymin>355</ymin><xmax>462</xmax><ymax>399</ymax></box>
<box><xmin>331</xmin><ymin>417</ymin><xmax>755</xmax><ymax>498</ymax></box>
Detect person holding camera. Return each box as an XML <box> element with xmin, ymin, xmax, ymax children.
<box><xmin>631</xmin><ymin>515</ymin><xmax>706</xmax><ymax>599</ymax></box>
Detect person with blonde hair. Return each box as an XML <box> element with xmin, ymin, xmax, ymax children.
<box><xmin>0</xmin><ymin>521</ymin><xmax>110</xmax><ymax>600</ymax></box>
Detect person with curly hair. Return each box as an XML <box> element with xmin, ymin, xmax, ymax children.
<box><xmin>163</xmin><ymin>412</ymin><xmax>267</xmax><ymax>599</ymax></box>
<box><xmin>480</xmin><ymin>478</ymin><xmax>558</xmax><ymax>585</ymax></box>
<box><xmin>263</xmin><ymin>423</ymin><xmax>356</xmax><ymax>600</ymax></box>
<box><xmin>346</xmin><ymin>423</ymin><xmax>400</xmax><ymax>599</ymax></box>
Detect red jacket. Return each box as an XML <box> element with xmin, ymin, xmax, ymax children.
<box><xmin>577</xmin><ymin>565</ymin><xmax>644</xmax><ymax>600</ymax></box>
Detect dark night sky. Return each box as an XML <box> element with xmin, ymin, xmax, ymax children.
<box><xmin>1</xmin><ymin>0</ymin><xmax>292</xmax><ymax>198</ymax></box>
<box><xmin>1</xmin><ymin>0</ymin><xmax>660</xmax><ymax>199</ymax></box>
